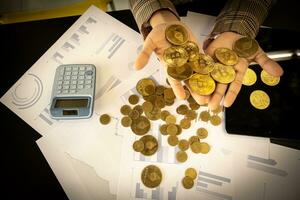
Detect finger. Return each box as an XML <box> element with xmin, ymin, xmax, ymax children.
<box><xmin>208</xmin><ymin>83</ymin><xmax>228</xmax><ymax>110</ymax></box>
<box><xmin>255</xmin><ymin>50</ymin><xmax>284</xmax><ymax>76</ymax></box>
<box><xmin>224</xmin><ymin>70</ymin><xmax>245</xmax><ymax>107</ymax></box>
<box><xmin>135</xmin><ymin>35</ymin><xmax>156</xmax><ymax>70</ymax></box>
<box><xmin>167</xmin><ymin>76</ymin><xmax>186</xmax><ymax>100</ymax></box>
<box><xmin>184</xmin><ymin>81</ymin><xmax>210</xmax><ymax>105</ymax></box>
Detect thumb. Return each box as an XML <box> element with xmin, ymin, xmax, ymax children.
<box><xmin>255</xmin><ymin>50</ymin><xmax>284</xmax><ymax>76</ymax></box>
<box><xmin>135</xmin><ymin>35</ymin><xmax>155</xmax><ymax>70</ymax></box>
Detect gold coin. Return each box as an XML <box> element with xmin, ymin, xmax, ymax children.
<box><xmin>121</xmin><ymin>116</ymin><xmax>132</xmax><ymax>127</ymax></box>
<box><xmin>160</xmin><ymin>110</ymin><xmax>171</xmax><ymax>121</ymax></box>
<box><xmin>163</xmin><ymin>46</ymin><xmax>189</xmax><ymax>67</ymax></box>
<box><xmin>211</xmin><ymin>63</ymin><xmax>236</xmax><ymax>84</ymax></box>
<box><xmin>190</xmin><ymin>53</ymin><xmax>215</xmax><ymax>74</ymax></box>
<box><xmin>185</xmin><ymin>110</ymin><xmax>197</xmax><ymax>120</ymax></box>
<box><xmin>133</xmin><ymin>105</ymin><xmax>143</xmax><ymax>115</ymax></box>
<box><xmin>165</xmin><ymin>24</ymin><xmax>189</xmax><ymax>45</ymax></box>
<box><xmin>164</xmin><ymin>88</ymin><xmax>175</xmax><ymax>101</ymax></box>
<box><xmin>129</xmin><ymin>109</ymin><xmax>140</xmax><ymax>120</ymax></box>
<box><xmin>167</xmin><ymin>135</ymin><xmax>179</xmax><ymax>146</ymax></box>
<box><xmin>182</xmin><ymin>176</ymin><xmax>194</xmax><ymax>189</ymax></box>
<box><xmin>165</xmin><ymin>115</ymin><xmax>176</xmax><ymax>124</ymax></box>
<box><xmin>99</xmin><ymin>114</ymin><xmax>111</xmax><ymax>125</ymax></box>
<box><xmin>166</xmin><ymin>124</ymin><xmax>178</xmax><ymax>136</ymax></box>
<box><xmin>182</xmin><ymin>41</ymin><xmax>199</xmax><ymax>61</ymax></box>
<box><xmin>140</xmin><ymin>135</ymin><xmax>158</xmax><ymax>156</ymax></box>
<box><xmin>185</xmin><ymin>168</ymin><xmax>197</xmax><ymax>180</ymax></box>
<box><xmin>136</xmin><ymin>78</ymin><xmax>156</xmax><ymax>96</ymax></box>
<box><xmin>260</xmin><ymin>70</ymin><xmax>280</xmax><ymax>86</ymax></box>
<box><xmin>145</xmin><ymin>107</ymin><xmax>161</xmax><ymax>121</ymax></box>
<box><xmin>212</xmin><ymin>105</ymin><xmax>223</xmax><ymax>114</ymax></box>
<box><xmin>133</xmin><ymin>140</ymin><xmax>144</xmax><ymax>152</ymax></box>
<box><xmin>189</xmin><ymin>136</ymin><xmax>200</xmax><ymax>145</ymax></box>
<box><xmin>200</xmin><ymin>142</ymin><xmax>210</xmax><ymax>154</ymax></box>
<box><xmin>176</xmin><ymin>124</ymin><xmax>182</xmax><ymax>135</ymax></box>
<box><xmin>215</xmin><ymin>47</ymin><xmax>238</xmax><ymax>66</ymax></box>
<box><xmin>167</xmin><ymin>63</ymin><xmax>193</xmax><ymax>81</ymax></box>
<box><xmin>250</xmin><ymin>90</ymin><xmax>270</xmax><ymax>110</ymax></box>
<box><xmin>199</xmin><ymin>111</ymin><xmax>210</xmax><ymax>122</ymax></box>
<box><xmin>176</xmin><ymin>151</ymin><xmax>188</xmax><ymax>162</ymax></box>
<box><xmin>210</xmin><ymin>115</ymin><xmax>222</xmax><ymax>126</ymax></box>
<box><xmin>128</xmin><ymin>94</ymin><xmax>139</xmax><ymax>105</ymax></box>
<box><xmin>243</xmin><ymin>68</ymin><xmax>257</xmax><ymax>86</ymax></box>
<box><xmin>189</xmin><ymin>102</ymin><xmax>200</xmax><ymax>110</ymax></box>
<box><xmin>233</xmin><ymin>37</ymin><xmax>259</xmax><ymax>58</ymax></box>
<box><xmin>154</xmin><ymin>95</ymin><xmax>166</xmax><ymax>108</ymax></box>
<box><xmin>155</xmin><ymin>85</ymin><xmax>165</xmax><ymax>95</ymax></box>
<box><xmin>159</xmin><ymin>124</ymin><xmax>168</xmax><ymax>135</ymax></box>
<box><xmin>197</xmin><ymin>128</ymin><xmax>208</xmax><ymax>139</ymax></box>
<box><xmin>142</xmin><ymin>101</ymin><xmax>153</xmax><ymax>112</ymax></box>
<box><xmin>180</xmin><ymin>118</ymin><xmax>191</xmax><ymax>129</ymax></box>
<box><xmin>188</xmin><ymin>73</ymin><xmax>216</xmax><ymax>95</ymax></box>
<box><xmin>178</xmin><ymin>139</ymin><xmax>189</xmax><ymax>151</ymax></box>
<box><xmin>141</xmin><ymin>165</ymin><xmax>162</xmax><ymax>188</ymax></box>
<box><xmin>131</xmin><ymin>116</ymin><xmax>151</xmax><ymax>135</ymax></box>
<box><xmin>120</xmin><ymin>105</ymin><xmax>131</xmax><ymax>115</ymax></box>
<box><xmin>176</xmin><ymin>104</ymin><xmax>189</xmax><ymax>115</ymax></box>
<box><xmin>190</xmin><ymin>141</ymin><xmax>202</xmax><ymax>154</ymax></box>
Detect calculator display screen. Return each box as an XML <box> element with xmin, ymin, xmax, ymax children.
<box><xmin>55</xmin><ymin>99</ymin><xmax>88</xmax><ymax>108</ymax></box>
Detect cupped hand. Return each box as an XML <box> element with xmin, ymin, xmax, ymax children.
<box><xmin>134</xmin><ymin>12</ymin><xmax>209</xmax><ymax>105</ymax></box>
<box><xmin>204</xmin><ymin>32</ymin><xmax>284</xmax><ymax>110</ymax></box>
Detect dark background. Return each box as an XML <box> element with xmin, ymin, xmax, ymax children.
<box><xmin>1</xmin><ymin>0</ymin><xmax>299</xmax><ymax>199</ymax></box>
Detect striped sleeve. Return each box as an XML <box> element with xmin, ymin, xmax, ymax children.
<box><xmin>210</xmin><ymin>0</ymin><xmax>274</xmax><ymax>38</ymax></box>
<box><xmin>129</xmin><ymin>0</ymin><xmax>179</xmax><ymax>38</ymax></box>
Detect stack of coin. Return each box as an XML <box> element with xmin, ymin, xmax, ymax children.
<box><xmin>182</xmin><ymin>168</ymin><xmax>197</xmax><ymax>189</ymax></box>
<box><xmin>133</xmin><ymin>135</ymin><xmax>158</xmax><ymax>156</ymax></box>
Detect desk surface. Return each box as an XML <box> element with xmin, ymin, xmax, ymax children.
<box><xmin>1</xmin><ymin>1</ymin><xmax>299</xmax><ymax>199</ymax></box>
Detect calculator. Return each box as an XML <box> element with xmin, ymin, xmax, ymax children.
<box><xmin>50</xmin><ymin>64</ymin><xmax>96</xmax><ymax>119</ymax></box>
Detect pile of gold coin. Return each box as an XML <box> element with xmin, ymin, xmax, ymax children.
<box><xmin>182</xmin><ymin>168</ymin><xmax>197</xmax><ymax>189</ymax></box>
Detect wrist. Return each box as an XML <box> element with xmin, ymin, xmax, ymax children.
<box><xmin>150</xmin><ymin>10</ymin><xmax>179</xmax><ymax>28</ymax></box>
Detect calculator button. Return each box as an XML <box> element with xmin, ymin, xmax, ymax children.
<box><xmin>71</xmin><ymin>76</ymin><xmax>78</xmax><ymax>80</ymax></box>
<box><xmin>65</xmin><ymin>67</ymin><xmax>72</xmax><ymax>71</ymax></box>
<box><xmin>85</xmin><ymin>85</ymin><xmax>91</xmax><ymax>89</ymax></box>
<box><xmin>77</xmin><ymin>85</ymin><xmax>84</xmax><ymax>89</ymax></box>
<box><xmin>78</xmin><ymin>80</ymin><xmax>84</xmax><ymax>84</ymax></box>
<box><xmin>85</xmin><ymin>75</ymin><xmax>92</xmax><ymax>79</ymax></box>
<box><xmin>59</xmin><ymin>70</ymin><xmax>64</xmax><ymax>75</ymax></box>
<box><xmin>65</xmin><ymin>76</ymin><xmax>71</xmax><ymax>80</ymax></box>
<box><xmin>70</xmin><ymin>90</ymin><xmax>76</xmax><ymax>93</ymax></box>
<box><xmin>57</xmin><ymin>85</ymin><xmax>62</xmax><ymax>89</ymax></box>
<box><xmin>79</xmin><ymin>66</ymin><xmax>85</xmax><ymax>70</ymax></box>
<box><xmin>57</xmin><ymin>90</ymin><xmax>62</xmax><ymax>94</ymax></box>
<box><xmin>79</xmin><ymin>71</ymin><xmax>85</xmax><ymax>75</ymax></box>
<box><xmin>85</xmin><ymin>80</ymin><xmax>92</xmax><ymax>84</ymax></box>
<box><xmin>71</xmin><ymin>80</ymin><xmax>77</xmax><ymax>84</ymax></box>
<box><xmin>86</xmin><ymin>66</ymin><xmax>92</xmax><ymax>70</ymax></box>
<box><xmin>70</xmin><ymin>85</ymin><xmax>77</xmax><ymax>89</ymax></box>
<box><xmin>79</xmin><ymin>75</ymin><xmax>85</xmax><ymax>79</ymax></box>
<box><xmin>72</xmin><ymin>71</ymin><xmax>78</xmax><ymax>75</ymax></box>
<box><xmin>58</xmin><ymin>76</ymin><xmax>63</xmax><ymax>80</ymax></box>
<box><xmin>65</xmin><ymin>71</ymin><xmax>71</xmax><ymax>76</ymax></box>
<box><xmin>63</xmin><ymin>90</ymin><xmax>69</xmax><ymax>93</ymax></box>
<box><xmin>72</xmin><ymin>66</ymin><xmax>79</xmax><ymax>70</ymax></box>
<box><xmin>63</xmin><ymin>81</ymin><xmax>70</xmax><ymax>85</ymax></box>
<box><xmin>85</xmin><ymin>70</ymin><xmax>93</xmax><ymax>76</ymax></box>
<box><xmin>63</xmin><ymin>85</ymin><xmax>70</xmax><ymax>89</ymax></box>
<box><xmin>58</xmin><ymin>81</ymin><xmax>63</xmax><ymax>85</ymax></box>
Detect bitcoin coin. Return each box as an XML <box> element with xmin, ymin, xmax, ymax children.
<box><xmin>167</xmin><ymin>135</ymin><xmax>179</xmax><ymax>146</ymax></box>
<box><xmin>167</xmin><ymin>63</ymin><xmax>193</xmax><ymax>81</ymax></box>
<box><xmin>142</xmin><ymin>101</ymin><xmax>153</xmax><ymax>113</ymax></box>
<box><xmin>182</xmin><ymin>176</ymin><xmax>194</xmax><ymax>189</ymax></box>
<box><xmin>199</xmin><ymin>111</ymin><xmax>210</xmax><ymax>122</ymax></box>
<box><xmin>211</xmin><ymin>63</ymin><xmax>236</xmax><ymax>84</ymax></box>
<box><xmin>200</xmin><ymin>142</ymin><xmax>210</xmax><ymax>154</ymax></box>
<box><xmin>185</xmin><ymin>110</ymin><xmax>197</xmax><ymax>120</ymax></box>
<box><xmin>250</xmin><ymin>90</ymin><xmax>270</xmax><ymax>110</ymax></box>
<box><xmin>197</xmin><ymin>128</ymin><xmax>208</xmax><ymax>139</ymax></box>
<box><xmin>133</xmin><ymin>140</ymin><xmax>144</xmax><ymax>152</ymax></box>
<box><xmin>133</xmin><ymin>105</ymin><xmax>143</xmax><ymax>115</ymax></box>
<box><xmin>189</xmin><ymin>136</ymin><xmax>200</xmax><ymax>145</ymax></box>
<box><xmin>189</xmin><ymin>102</ymin><xmax>200</xmax><ymax>110</ymax></box>
<box><xmin>131</xmin><ymin>116</ymin><xmax>151</xmax><ymax>135</ymax></box>
<box><xmin>215</xmin><ymin>47</ymin><xmax>238</xmax><ymax>66</ymax></box>
<box><xmin>120</xmin><ymin>105</ymin><xmax>131</xmax><ymax>115</ymax></box>
<box><xmin>155</xmin><ymin>96</ymin><xmax>166</xmax><ymax>108</ymax></box>
<box><xmin>190</xmin><ymin>141</ymin><xmax>202</xmax><ymax>154</ymax></box>
<box><xmin>163</xmin><ymin>46</ymin><xmax>189</xmax><ymax>67</ymax></box>
<box><xmin>189</xmin><ymin>73</ymin><xmax>216</xmax><ymax>95</ymax></box>
<box><xmin>164</xmin><ymin>88</ymin><xmax>176</xmax><ymax>101</ymax></box>
<box><xmin>243</xmin><ymin>68</ymin><xmax>257</xmax><ymax>86</ymax></box>
<box><xmin>128</xmin><ymin>94</ymin><xmax>139</xmax><ymax>105</ymax></box>
<box><xmin>165</xmin><ymin>24</ymin><xmax>189</xmax><ymax>45</ymax></box>
<box><xmin>145</xmin><ymin>107</ymin><xmax>161</xmax><ymax>121</ymax></box>
<box><xmin>141</xmin><ymin>165</ymin><xmax>162</xmax><ymax>188</ymax></box>
<box><xmin>233</xmin><ymin>37</ymin><xmax>259</xmax><ymax>58</ymax></box>
<box><xmin>166</xmin><ymin>124</ymin><xmax>178</xmax><ymax>136</ymax></box>
<box><xmin>160</xmin><ymin>110</ymin><xmax>171</xmax><ymax>121</ymax></box>
<box><xmin>155</xmin><ymin>85</ymin><xmax>165</xmax><ymax>95</ymax></box>
<box><xmin>176</xmin><ymin>124</ymin><xmax>182</xmax><ymax>135</ymax></box>
<box><xmin>121</xmin><ymin>116</ymin><xmax>132</xmax><ymax>127</ymax></box>
<box><xmin>165</xmin><ymin>115</ymin><xmax>176</xmax><ymax>124</ymax></box>
<box><xmin>185</xmin><ymin>168</ymin><xmax>197</xmax><ymax>180</ymax></box>
<box><xmin>176</xmin><ymin>151</ymin><xmax>188</xmax><ymax>162</ymax></box>
<box><xmin>210</xmin><ymin>115</ymin><xmax>222</xmax><ymax>126</ymax></box>
<box><xmin>129</xmin><ymin>109</ymin><xmax>140</xmax><ymax>120</ymax></box>
<box><xmin>136</xmin><ymin>78</ymin><xmax>156</xmax><ymax>96</ymax></box>
<box><xmin>182</xmin><ymin>41</ymin><xmax>199</xmax><ymax>60</ymax></box>
<box><xmin>178</xmin><ymin>139</ymin><xmax>189</xmax><ymax>151</ymax></box>
<box><xmin>176</xmin><ymin>104</ymin><xmax>189</xmax><ymax>115</ymax></box>
<box><xmin>190</xmin><ymin>53</ymin><xmax>215</xmax><ymax>74</ymax></box>
<box><xmin>260</xmin><ymin>70</ymin><xmax>280</xmax><ymax>86</ymax></box>
<box><xmin>180</xmin><ymin>118</ymin><xmax>191</xmax><ymax>129</ymax></box>
<box><xmin>140</xmin><ymin>135</ymin><xmax>158</xmax><ymax>156</ymax></box>
<box><xmin>159</xmin><ymin>124</ymin><xmax>168</xmax><ymax>135</ymax></box>
<box><xmin>211</xmin><ymin>105</ymin><xmax>223</xmax><ymax>114</ymax></box>
<box><xmin>99</xmin><ymin>114</ymin><xmax>110</xmax><ymax>125</ymax></box>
